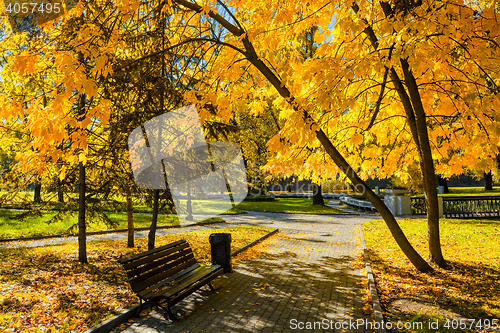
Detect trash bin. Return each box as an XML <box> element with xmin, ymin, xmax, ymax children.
<box><xmin>209</xmin><ymin>233</ymin><xmax>232</xmax><ymax>273</ymax></box>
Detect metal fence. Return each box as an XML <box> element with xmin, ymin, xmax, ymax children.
<box><xmin>411</xmin><ymin>196</ymin><xmax>500</xmax><ymax>218</ymax></box>
<box><xmin>410</xmin><ymin>197</ymin><xmax>427</xmax><ymax>215</ymax></box>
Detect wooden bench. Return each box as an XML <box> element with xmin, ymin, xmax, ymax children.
<box><xmin>118</xmin><ymin>239</ymin><xmax>224</xmax><ymax>320</ymax></box>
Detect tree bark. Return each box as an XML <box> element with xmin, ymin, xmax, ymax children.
<box><xmin>78</xmin><ymin>161</ymin><xmax>87</xmax><ymax>263</ymax></box>
<box><xmin>148</xmin><ymin>189</ymin><xmax>160</xmax><ymax>250</ymax></box>
<box><xmin>484</xmin><ymin>171</ymin><xmax>493</xmax><ymax>191</ymax></box>
<box><xmin>312</xmin><ymin>183</ymin><xmax>325</xmax><ymax>206</ymax></box>
<box><xmin>126</xmin><ymin>186</ymin><xmax>134</xmax><ymax>248</ymax></box>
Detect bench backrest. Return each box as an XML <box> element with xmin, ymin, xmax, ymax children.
<box><xmin>118</xmin><ymin>240</ymin><xmax>199</xmax><ymax>294</ymax></box>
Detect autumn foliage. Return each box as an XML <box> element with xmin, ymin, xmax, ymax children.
<box><xmin>1</xmin><ymin>0</ymin><xmax>499</xmax><ymax>269</ymax></box>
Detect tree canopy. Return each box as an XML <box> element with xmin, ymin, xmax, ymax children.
<box><xmin>1</xmin><ymin>0</ymin><xmax>499</xmax><ymax>270</ymax></box>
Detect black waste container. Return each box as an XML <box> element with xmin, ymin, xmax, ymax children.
<box><xmin>209</xmin><ymin>233</ymin><xmax>232</xmax><ymax>273</ymax></box>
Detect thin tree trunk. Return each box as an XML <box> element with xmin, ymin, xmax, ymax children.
<box><xmin>312</xmin><ymin>183</ymin><xmax>325</xmax><ymax>206</ymax></box>
<box><xmin>353</xmin><ymin>0</ymin><xmax>446</xmax><ymax>268</ymax></box>
<box><xmin>57</xmin><ymin>178</ymin><xmax>64</xmax><ymax>203</ymax></box>
<box><xmin>126</xmin><ymin>186</ymin><xmax>134</xmax><ymax>248</ymax></box>
<box><xmin>484</xmin><ymin>171</ymin><xmax>493</xmax><ymax>191</ymax></box>
<box><xmin>34</xmin><ymin>180</ymin><xmax>41</xmax><ymax>203</ymax></box>
<box><xmin>348</xmin><ymin>0</ymin><xmax>445</xmax><ymax>268</ymax></box>
<box><xmin>77</xmin><ymin>52</ymin><xmax>88</xmax><ymax>264</ymax></box>
<box><xmin>148</xmin><ymin>189</ymin><xmax>160</xmax><ymax>250</ymax></box>
<box><xmin>78</xmin><ymin>161</ymin><xmax>87</xmax><ymax>263</ymax></box>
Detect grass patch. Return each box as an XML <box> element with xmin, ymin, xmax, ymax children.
<box><xmin>362</xmin><ymin>218</ymin><xmax>500</xmax><ymax>331</ymax></box>
<box><xmin>0</xmin><ymin>225</ymin><xmax>275</xmax><ymax>332</ymax></box>
<box><xmin>236</xmin><ymin>197</ymin><xmax>348</xmax><ymax>214</ymax></box>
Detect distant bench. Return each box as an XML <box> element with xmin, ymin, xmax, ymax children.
<box><xmin>118</xmin><ymin>240</ymin><xmax>224</xmax><ymax>320</ymax></box>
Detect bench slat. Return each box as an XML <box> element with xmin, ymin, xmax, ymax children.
<box><xmin>132</xmin><ymin>255</ymin><xmax>197</xmax><ymax>293</ymax></box>
<box><xmin>127</xmin><ymin>247</ymin><xmax>192</xmax><ymax>280</ymax></box>
<box><xmin>167</xmin><ymin>266</ymin><xmax>224</xmax><ymax>306</ymax></box>
<box><xmin>142</xmin><ymin>265</ymin><xmax>222</xmax><ymax>299</ymax></box>
<box><xmin>123</xmin><ymin>243</ymin><xmax>190</xmax><ymax>270</ymax></box>
<box><xmin>137</xmin><ymin>263</ymin><xmax>201</xmax><ymax>298</ymax></box>
<box><xmin>162</xmin><ymin>265</ymin><xmax>223</xmax><ymax>299</ymax></box>
<box><xmin>118</xmin><ymin>240</ymin><xmax>186</xmax><ymax>264</ymax></box>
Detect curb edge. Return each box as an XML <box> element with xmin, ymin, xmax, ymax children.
<box><xmin>230</xmin><ymin>228</ymin><xmax>279</xmax><ymax>257</ymax></box>
<box><xmin>359</xmin><ymin>224</ymin><xmax>387</xmax><ymax>333</ymax></box>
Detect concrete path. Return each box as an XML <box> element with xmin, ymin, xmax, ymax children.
<box><xmin>112</xmin><ymin>211</ymin><xmax>376</xmax><ymax>333</ymax></box>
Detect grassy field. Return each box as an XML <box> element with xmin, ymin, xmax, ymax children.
<box><xmin>0</xmin><ymin>225</ymin><xmax>276</xmax><ymax>333</ymax></box>
<box><xmin>235</xmin><ymin>197</ymin><xmax>348</xmax><ymax>214</ymax></box>
<box><xmin>362</xmin><ymin>218</ymin><xmax>500</xmax><ymax>332</ymax></box>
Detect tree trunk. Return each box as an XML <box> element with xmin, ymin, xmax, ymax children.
<box><xmin>312</xmin><ymin>183</ymin><xmax>325</xmax><ymax>206</ymax></box>
<box><xmin>34</xmin><ymin>180</ymin><xmax>41</xmax><ymax>203</ymax></box>
<box><xmin>349</xmin><ymin>0</ymin><xmax>445</xmax><ymax>268</ymax></box>
<box><xmin>484</xmin><ymin>171</ymin><xmax>493</xmax><ymax>191</ymax></box>
<box><xmin>78</xmin><ymin>161</ymin><xmax>87</xmax><ymax>263</ymax></box>
<box><xmin>399</xmin><ymin>59</ymin><xmax>446</xmax><ymax>268</ymax></box>
<box><xmin>126</xmin><ymin>186</ymin><xmax>134</xmax><ymax>248</ymax></box>
<box><xmin>437</xmin><ymin>176</ymin><xmax>449</xmax><ymax>194</ymax></box>
<box><xmin>57</xmin><ymin>181</ymin><xmax>64</xmax><ymax>203</ymax></box>
<box><xmin>148</xmin><ymin>189</ymin><xmax>160</xmax><ymax>250</ymax></box>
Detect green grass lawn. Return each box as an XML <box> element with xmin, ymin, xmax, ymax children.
<box><xmin>0</xmin><ymin>225</ymin><xmax>276</xmax><ymax>333</ymax></box>
<box><xmin>362</xmin><ymin>218</ymin><xmax>500</xmax><ymax>331</ymax></box>
<box><xmin>236</xmin><ymin>197</ymin><xmax>348</xmax><ymax>214</ymax></box>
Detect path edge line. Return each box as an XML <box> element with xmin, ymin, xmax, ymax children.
<box><xmin>230</xmin><ymin>228</ymin><xmax>279</xmax><ymax>257</ymax></box>
<box><xmin>359</xmin><ymin>224</ymin><xmax>387</xmax><ymax>333</ymax></box>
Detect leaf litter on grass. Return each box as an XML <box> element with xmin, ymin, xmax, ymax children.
<box><xmin>0</xmin><ymin>226</ymin><xmax>274</xmax><ymax>332</ymax></box>
<box><xmin>362</xmin><ymin>218</ymin><xmax>500</xmax><ymax>332</ymax></box>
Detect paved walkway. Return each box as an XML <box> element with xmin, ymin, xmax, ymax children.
<box><xmin>112</xmin><ymin>210</ymin><xmax>376</xmax><ymax>333</ymax></box>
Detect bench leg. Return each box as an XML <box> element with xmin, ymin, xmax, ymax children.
<box><xmin>136</xmin><ymin>300</ymin><xmax>145</xmax><ymax>317</ymax></box>
<box><xmin>207</xmin><ymin>282</ymin><xmax>216</xmax><ymax>292</ymax></box>
<box><xmin>160</xmin><ymin>302</ymin><xmax>178</xmax><ymax>321</ymax></box>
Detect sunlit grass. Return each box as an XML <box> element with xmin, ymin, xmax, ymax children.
<box><xmin>236</xmin><ymin>197</ymin><xmax>348</xmax><ymax>214</ymax></box>
<box><xmin>362</xmin><ymin>218</ymin><xmax>500</xmax><ymax>331</ymax></box>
